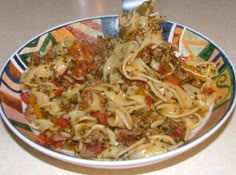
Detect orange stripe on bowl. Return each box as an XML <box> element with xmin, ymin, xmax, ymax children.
<box><xmin>2</xmin><ymin>72</ymin><xmax>21</xmax><ymax>92</ymax></box>
<box><xmin>0</xmin><ymin>90</ymin><xmax>22</xmax><ymax>113</ymax></box>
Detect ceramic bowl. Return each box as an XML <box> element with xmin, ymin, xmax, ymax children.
<box><xmin>0</xmin><ymin>15</ymin><xmax>235</xmax><ymax>169</ymax></box>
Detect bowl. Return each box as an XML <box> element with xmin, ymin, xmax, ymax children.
<box><xmin>0</xmin><ymin>15</ymin><xmax>235</xmax><ymax>169</ymax></box>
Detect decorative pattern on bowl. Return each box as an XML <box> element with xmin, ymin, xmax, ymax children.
<box><xmin>0</xmin><ymin>16</ymin><xmax>235</xmax><ymax>168</ymax></box>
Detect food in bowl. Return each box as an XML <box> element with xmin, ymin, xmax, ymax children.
<box><xmin>20</xmin><ymin>0</ymin><xmax>218</xmax><ymax>160</ymax></box>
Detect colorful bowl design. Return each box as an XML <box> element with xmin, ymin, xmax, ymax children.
<box><xmin>0</xmin><ymin>16</ymin><xmax>235</xmax><ymax>169</ymax></box>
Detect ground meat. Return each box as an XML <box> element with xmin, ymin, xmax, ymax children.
<box><xmin>46</xmin><ymin>48</ymin><xmax>56</xmax><ymax>59</ymax></box>
<box><xmin>69</xmin><ymin>94</ymin><xmax>78</xmax><ymax>104</ymax></box>
<box><xmin>174</xmin><ymin>66</ymin><xmax>193</xmax><ymax>84</ymax></box>
<box><xmin>118</xmin><ymin>129</ymin><xmax>142</xmax><ymax>146</ymax></box>
<box><xmin>29</xmin><ymin>53</ymin><xmax>41</xmax><ymax>67</ymax></box>
<box><xmin>79</xmin><ymin>149</ymin><xmax>96</xmax><ymax>159</ymax></box>
<box><xmin>79</xmin><ymin>130</ymin><xmax>105</xmax><ymax>159</ymax></box>
<box><xmin>139</xmin><ymin>47</ymin><xmax>153</xmax><ymax>64</ymax></box>
<box><xmin>159</xmin><ymin>119</ymin><xmax>186</xmax><ymax>142</ymax></box>
<box><xmin>139</xmin><ymin>42</ymin><xmax>178</xmax><ymax>74</ymax></box>
<box><xmin>25</xmin><ymin>105</ymin><xmax>37</xmax><ymax>123</ymax></box>
<box><xmin>87</xmin><ymin>130</ymin><xmax>105</xmax><ymax>143</ymax></box>
<box><xmin>97</xmin><ymin>35</ymin><xmax>115</xmax><ymax>57</ymax></box>
<box><xmin>191</xmin><ymin>79</ymin><xmax>203</xmax><ymax>88</ymax></box>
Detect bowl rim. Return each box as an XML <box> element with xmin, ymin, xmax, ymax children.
<box><xmin>1</xmin><ymin>15</ymin><xmax>236</xmax><ymax>169</ymax></box>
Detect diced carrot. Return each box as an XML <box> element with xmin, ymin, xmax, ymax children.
<box><xmin>68</xmin><ymin>42</ymin><xmax>81</xmax><ymax>58</ymax></box>
<box><xmin>36</xmin><ymin>133</ymin><xmax>50</xmax><ymax>145</ymax></box>
<box><xmin>90</xmin><ymin>112</ymin><xmax>107</xmax><ymax>125</ymax></box>
<box><xmin>55</xmin><ymin>88</ymin><xmax>63</xmax><ymax>97</ymax></box>
<box><xmin>146</xmin><ymin>96</ymin><xmax>154</xmax><ymax>105</ymax></box>
<box><xmin>68</xmin><ymin>41</ymin><xmax>96</xmax><ymax>60</ymax></box>
<box><xmin>45</xmin><ymin>56</ymin><xmax>52</xmax><ymax>63</ymax></box>
<box><xmin>51</xmin><ymin>78</ymin><xmax>64</xmax><ymax>96</ymax></box>
<box><xmin>166</xmin><ymin>75</ymin><xmax>181</xmax><ymax>86</ymax></box>
<box><xmin>36</xmin><ymin>133</ymin><xmax>62</xmax><ymax>148</ymax></box>
<box><xmin>28</xmin><ymin>95</ymin><xmax>44</xmax><ymax>119</ymax></box>
<box><xmin>157</xmin><ymin>64</ymin><xmax>165</xmax><ymax>74</ymax></box>
<box><xmin>51</xmin><ymin>78</ymin><xmax>61</xmax><ymax>87</ymax></box>
<box><xmin>137</xmin><ymin>87</ymin><xmax>146</xmax><ymax>96</ymax></box>
<box><xmin>71</xmin><ymin>60</ymin><xmax>89</xmax><ymax>77</ymax></box>
<box><xmin>52</xmin><ymin>117</ymin><xmax>70</xmax><ymax>129</ymax></box>
<box><xmin>51</xmin><ymin>141</ymin><xmax>62</xmax><ymax>148</ymax></box>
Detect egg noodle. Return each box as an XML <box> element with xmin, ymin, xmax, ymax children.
<box><xmin>20</xmin><ymin>0</ymin><xmax>217</xmax><ymax>160</ymax></box>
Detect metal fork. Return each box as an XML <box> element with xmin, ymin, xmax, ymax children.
<box><xmin>122</xmin><ymin>0</ymin><xmax>148</xmax><ymax>12</ymax></box>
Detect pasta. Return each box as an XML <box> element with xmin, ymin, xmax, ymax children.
<box><xmin>20</xmin><ymin>0</ymin><xmax>217</xmax><ymax>160</ymax></box>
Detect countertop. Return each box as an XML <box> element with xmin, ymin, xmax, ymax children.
<box><xmin>0</xmin><ymin>0</ymin><xmax>235</xmax><ymax>174</ymax></box>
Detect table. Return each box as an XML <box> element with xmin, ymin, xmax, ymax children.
<box><xmin>0</xmin><ymin>0</ymin><xmax>235</xmax><ymax>174</ymax></box>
